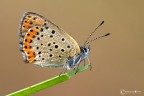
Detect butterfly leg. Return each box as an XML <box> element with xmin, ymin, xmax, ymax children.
<box><xmin>71</xmin><ymin>56</ymin><xmax>80</xmax><ymax>74</ymax></box>
<box><xmin>59</xmin><ymin>69</ymin><xmax>64</xmax><ymax>76</ymax></box>
<box><xmin>59</xmin><ymin>62</ymin><xmax>69</xmax><ymax>76</ymax></box>
<box><xmin>83</xmin><ymin>59</ymin><xmax>86</xmax><ymax>66</ymax></box>
<box><xmin>87</xmin><ymin>57</ymin><xmax>92</xmax><ymax>70</ymax></box>
<box><xmin>59</xmin><ymin>67</ymin><xmax>67</xmax><ymax>76</ymax></box>
<box><xmin>75</xmin><ymin>64</ymin><xmax>80</xmax><ymax>74</ymax></box>
<box><xmin>70</xmin><ymin>57</ymin><xmax>79</xmax><ymax>74</ymax></box>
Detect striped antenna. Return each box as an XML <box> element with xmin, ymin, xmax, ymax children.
<box><xmin>84</xmin><ymin>21</ymin><xmax>104</xmax><ymax>46</ymax></box>
<box><xmin>85</xmin><ymin>33</ymin><xmax>110</xmax><ymax>45</ymax></box>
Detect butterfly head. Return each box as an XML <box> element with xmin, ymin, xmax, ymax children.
<box><xmin>80</xmin><ymin>45</ymin><xmax>90</xmax><ymax>60</ymax></box>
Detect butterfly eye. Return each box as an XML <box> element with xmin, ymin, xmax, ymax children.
<box><xmin>81</xmin><ymin>47</ymin><xmax>88</xmax><ymax>53</ymax></box>
<box><xmin>83</xmin><ymin>48</ymin><xmax>87</xmax><ymax>52</ymax></box>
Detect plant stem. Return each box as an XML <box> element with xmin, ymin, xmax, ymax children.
<box><xmin>6</xmin><ymin>64</ymin><xmax>90</xmax><ymax>96</ymax></box>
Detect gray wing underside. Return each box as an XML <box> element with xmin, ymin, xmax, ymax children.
<box><xmin>29</xmin><ymin>25</ymin><xmax>78</xmax><ymax>68</ymax></box>
<box><xmin>20</xmin><ymin>12</ymin><xmax>80</xmax><ymax>68</ymax></box>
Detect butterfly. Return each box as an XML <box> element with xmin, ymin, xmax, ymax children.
<box><xmin>19</xmin><ymin>12</ymin><xmax>110</xmax><ymax>73</ymax></box>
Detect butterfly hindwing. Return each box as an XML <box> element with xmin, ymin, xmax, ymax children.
<box><xmin>19</xmin><ymin>12</ymin><xmax>80</xmax><ymax>68</ymax></box>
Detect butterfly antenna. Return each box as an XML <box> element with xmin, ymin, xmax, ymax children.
<box><xmin>85</xmin><ymin>33</ymin><xmax>110</xmax><ymax>45</ymax></box>
<box><xmin>84</xmin><ymin>21</ymin><xmax>104</xmax><ymax>46</ymax></box>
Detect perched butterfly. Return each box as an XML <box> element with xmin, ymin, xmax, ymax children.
<box><xmin>19</xmin><ymin>12</ymin><xmax>110</xmax><ymax>73</ymax></box>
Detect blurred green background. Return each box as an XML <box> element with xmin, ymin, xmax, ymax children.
<box><xmin>0</xmin><ymin>0</ymin><xmax>144</xmax><ymax>96</ymax></box>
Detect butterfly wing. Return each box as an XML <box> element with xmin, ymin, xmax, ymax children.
<box><xmin>19</xmin><ymin>12</ymin><xmax>80</xmax><ymax>68</ymax></box>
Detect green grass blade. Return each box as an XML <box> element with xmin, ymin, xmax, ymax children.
<box><xmin>67</xmin><ymin>64</ymin><xmax>90</xmax><ymax>77</ymax></box>
<box><xmin>6</xmin><ymin>65</ymin><xmax>90</xmax><ymax>96</ymax></box>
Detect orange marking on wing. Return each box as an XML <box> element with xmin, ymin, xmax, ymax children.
<box><xmin>27</xmin><ymin>51</ymin><xmax>33</xmax><ymax>56</ymax></box>
<box><xmin>31</xmin><ymin>30</ymin><xmax>37</xmax><ymax>35</ymax></box>
<box><xmin>27</xmin><ymin>50</ymin><xmax>35</xmax><ymax>62</ymax></box>
<box><xmin>37</xmin><ymin>19</ymin><xmax>44</xmax><ymax>25</ymax></box>
<box><xmin>21</xmin><ymin>19</ymin><xmax>33</xmax><ymax>32</ymax></box>
<box><xmin>25</xmin><ymin>37</ymin><xmax>31</xmax><ymax>43</ymax></box>
<box><xmin>28</xmin><ymin>57</ymin><xmax>35</xmax><ymax>62</ymax></box>
<box><xmin>22</xmin><ymin>23</ymin><xmax>30</xmax><ymax>32</ymax></box>
<box><xmin>27</xmin><ymin>33</ymin><xmax>34</xmax><ymax>38</ymax></box>
<box><xmin>21</xmin><ymin>16</ymin><xmax>45</xmax><ymax>33</ymax></box>
<box><xmin>23</xmin><ymin>46</ymin><xmax>35</xmax><ymax>63</ymax></box>
<box><xmin>24</xmin><ymin>24</ymin><xmax>29</xmax><ymax>29</ymax></box>
<box><xmin>23</xmin><ymin>42</ymin><xmax>29</xmax><ymax>47</ymax></box>
<box><xmin>23</xmin><ymin>49</ymin><xmax>30</xmax><ymax>52</ymax></box>
<box><xmin>22</xmin><ymin>27</ymin><xmax>37</xmax><ymax>63</ymax></box>
<box><xmin>27</xmin><ymin>28</ymin><xmax>39</xmax><ymax>38</ymax></box>
<box><xmin>25</xmin><ymin>19</ymin><xmax>31</xmax><ymax>23</ymax></box>
<box><xmin>23</xmin><ymin>44</ymin><xmax>31</xmax><ymax>51</ymax></box>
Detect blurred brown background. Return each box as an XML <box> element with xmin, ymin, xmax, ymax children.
<box><xmin>0</xmin><ymin>0</ymin><xmax>144</xmax><ymax>96</ymax></box>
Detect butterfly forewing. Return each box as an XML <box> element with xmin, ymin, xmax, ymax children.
<box><xmin>19</xmin><ymin>12</ymin><xmax>80</xmax><ymax>68</ymax></box>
